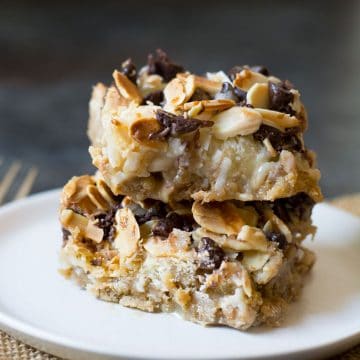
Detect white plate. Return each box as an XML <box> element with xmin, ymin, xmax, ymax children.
<box><xmin>0</xmin><ymin>190</ymin><xmax>359</xmax><ymax>360</ymax></box>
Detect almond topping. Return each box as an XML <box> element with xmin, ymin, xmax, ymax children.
<box><xmin>129</xmin><ymin>118</ymin><xmax>164</xmax><ymax>147</ymax></box>
<box><xmin>60</xmin><ymin>209</ymin><xmax>104</xmax><ymax>243</ymax></box>
<box><xmin>194</xmin><ymin>75</ymin><xmax>222</xmax><ymax>95</ymax></box>
<box><xmin>112</xmin><ymin>70</ymin><xmax>142</xmax><ymax>104</ymax></box>
<box><xmin>246</xmin><ymin>83</ymin><xmax>270</xmax><ymax>108</ymax></box>
<box><xmin>233</xmin><ymin>69</ymin><xmax>268</xmax><ymax>91</ymax></box>
<box><xmin>192</xmin><ymin>201</ymin><xmax>257</xmax><ymax>236</ymax></box>
<box><xmin>113</xmin><ymin>208</ymin><xmax>140</xmax><ymax>258</ymax></box>
<box><xmin>183</xmin><ymin>99</ymin><xmax>235</xmax><ymax>112</ymax></box>
<box><xmin>211</xmin><ymin>106</ymin><xmax>262</xmax><ymax>139</ymax></box>
<box><xmin>256</xmin><ymin>108</ymin><xmax>300</xmax><ymax>129</ymax></box>
<box><xmin>164</xmin><ymin>74</ymin><xmax>195</xmax><ymax>110</ymax></box>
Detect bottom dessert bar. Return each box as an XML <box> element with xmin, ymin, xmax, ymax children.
<box><xmin>59</xmin><ymin>174</ymin><xmax>316</xmax><ymax>330</ymax></box>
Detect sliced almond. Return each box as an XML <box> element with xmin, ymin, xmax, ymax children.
<box><xmin>60</xmin><ymin>209</ymin><xmax>104</xmax><ymax>243</ymax></box>
<box><xmin>113</xmin><ymin>70</ymin><xmax>142</xmax><ymax>104</ymax></box>
<box><xmin>113</xmin><ymin>208</ymin><xmax>140</xmax><ymax>258</ymax></box>
<box><xmin>256</xmin><ymin>108</ymin><xmax>300</xmax><ymax>129</ymax></box>
<box><xmin>194</xmin><ymin>75</ymin><xmax>222</xmax><ymax>95</ymax></box>
<box><xmin>164</xmin><ymin>75</ymin><xmax>195</xmax><ymax>109</ymax></box>
<box><xmin>192</xmin><ymin>201</ymin><xmax>254</xmax><ymax>236</ymax></box>
<box><xmin>246</xmin><ymin>83</ymin><xmax>270</xmax><ymax>108</ymax></box>
<box><xmin>233</xmin><ymin>69</ymin><xmax>268</xmax><ymax>91</ymax></box>
<box><xmin>129</xmin><ymin>117</ymin><xmax>164</xmax><ymax>147</ymax></box>
<box><xmin>96</xmin><ymin>177</ymin><xmax>117</xmax><ymax>206</ymax></box>
<box><xmin>235</xmin><ymin>226</ymin><xmax>269</xmax><ymax>252</ymax></box>
<box><xmin>211</xmin><ymin>106</ymin><xmax>262</xmax><ymax>139</ymax></box>
<box><xmin>144</xmin><ymin>229</ymin><xmax>192</xmax><ymax>258</ymax></box>
<box><xmin>242</xmin><ymin>251</ymin><xmax>271</xmax><ymax>272</ymax></box>
<box><xmin>183</xmin><ymin>99</ymin><xmax>235</xmax><ymax>112</ymax></box>
<box><xmin>86</xmin><ymin>185</ymin><xmax>110</xmax><ymax>211</ymax></box>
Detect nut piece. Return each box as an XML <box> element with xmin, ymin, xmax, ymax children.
<box><xmin>256</xmin><ymin>108</ymin><xmax>300</xmax><ymax>130</ymax></box>
<box><xmin>246</xmin><ymin>83</ymin><xmax>270</xmax><ymax>108</ymax></box>
<box><xmin>235</xmin><ymin>226</ymin><xmax>269</xmax><ymax>252</ymax></box>
<box><xmin>233</xmin><ymin>69</ymin><xmax>268</xmax><ymax>91</ymax></box>
<box><xmin>164</xmin><ymin>74</ymin><xmax>195</xmax><ymax>109</ymax></box>
<box><xmin>192</xmin><ymin>201</ymin><xmax>257</xmax><ymax>236</ymax></box>
<box><xmin>183</xmin><ymin>99</ymin><xmax>235</xmax><ymax>112</ymax></box>
<box><xmin>113</xmin><ymin>208</ymin><xmax>140</xmax><ymax>258</ymax></box>
<box><xmin>242</xmin><ymin>251</ymin><xmax>271</xmax><ymax>272</ymax></box>
<box><xmin>60</xmin><ymin>209</ymin><xmax>104</xmax><ymax>243</ymax></box>
<box><xmin>144</xmin><ymin>229</ymin><xmax>192</xmax><ymax>258</ymax></box>
<box><xmin>113</xmin><ymin>70</ymin><xmax>142</xmax><ymax>104</ymax></box>
<box><xmin>129</xmin><ymin>118</ymin><xmax>163</xmax><ymax>147</ymax></box>
<box><xmin>212</xmin><ymin>106</ymin><xmax>262</xmax><ymax>139</ymax></box>
<box><xmin>194</xmin><ymin>75</ymin><xmax>222</xmax><ymax>95</ymax></box>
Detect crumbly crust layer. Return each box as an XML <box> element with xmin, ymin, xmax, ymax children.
<box><xmin>59</xmin><ymin>175</ymin><xmax>316</xmax><ymax>330</ymax></box>
<box><xmin>87</xmin><ymin>51</ymin><xmax>322</xmax><ymax>203</ymax></box>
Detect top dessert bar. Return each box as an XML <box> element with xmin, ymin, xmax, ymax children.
<box><xmin>88</xmin><ymin>50</ymin><xmax>322</xmax><ymax>204</ymax></box>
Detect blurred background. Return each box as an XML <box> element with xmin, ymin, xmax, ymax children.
<box><xmin>0</xmin><ymin>0</ymin><xmax>359</xmax><ymax>198</ymax></box>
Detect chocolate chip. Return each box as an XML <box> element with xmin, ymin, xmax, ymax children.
<box><xmin>131</xmin><ymin>199</ymin><xmax>168</xmax><ymax>225</ymax></box>
<box><xmin>94</xmin><ymin>202</ymin><xmax>123</xmax><ymax>242</ymax></box>
<box><xmin>265</xmin><ymin>231</ymin><xmax>287</xmax><ymax>250</ymax></box>
<box><xmin>121</xmin><ymin>58</ymin><xmax>137</xmax><ymax>83</ymax></box>
<box><xmin>228</xmin><ymin>65</ymin><xmax>244</xmax><ymax>81</ymax></box>
<box><xmin>62</xmin><ymin>228</ymin><xmax>71</xmax><ymax>246</ymax></box>
<box><xmin>90</xmin><ymin>258</ymin><xmax>102</xmax><ymax>266</ymax></box>
<box><xmin>147</xmin><ymin>49</ymin><xmax>184</xmax><ymax>82</ymax></box>
<box><xmin>197</xmin><ymin>237</ymin><xmax>224</xmax><ymax>271</ymax></box>
<box><xmin>152</xmin><ymin>212</ymin><xmax>194</xmax><ymax>238</ymax></box>
<box><xmin>189</xmin><ymin>88</ymin><xmax>212</xmax><ymax>101</ymax></box>
<box><xmin>233</xmin><ymin>87</ymin><xmax>247</xmax><ymax>104</ymax></box>
<box><xmin>272</xmin><ymin>193</ymin><xmax>315</xmax><ymax>224</ymax></box>
<box><xmin>68</xmin><ymin>204</ymin><xmax>85</xmax><ymax>216</ymax></box>
<box><xmin>215</xmin><ymin>82</ymin><xmax>239</xmax><ymax>102</ymax></box>
<box><xmin>250</xmin><ymin>65</ymin><xmax>269</xmax><ymax>76</ymax></box>
<box><xmin>149</xmin><ymin>110</ymin><xmax>213</xmax><ymax>140</ymax></box>
<box><xmin>268</xmin><ymin>81</ymin><xmax>295</xmax><ymax>115</ymax></box>
<box><xmin>253</xmin><ymin>125</ymin><xmax>303</xmax><ymax>152</ymax></box>
<box><xmin>142</xmin><ymin>90</ymin><xmax>164</xmax><ymax>105</ymax></box>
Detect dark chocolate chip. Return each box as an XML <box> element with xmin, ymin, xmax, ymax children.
<box><xmin>147</xmin><ymin>49</ymin><xmax>184</xmax><ymax>82</ymax></box>
<box><xmin>197</xmin><ymin>237</ymin><xmax>225</xmax><ymax>271</ymax></box>
<box><xmin>228</xmin><ymin>65</ymin><xmax>244</xmax><ymax>81</ymax></box>
<box><xmin>152</xmin><ymin>212</ymin><xmax>194</xmax><ymax>238</ymax></box>
<box><xmin>272</xmin><ymin>193</ymin><xmax>315</xmax><ymax>224</ymax></box>
<box><xmin>215</xmin><ymin>82</ymin><xmax>239</xmax><ymax>102</ymax></box>
<box><xmin>131</xmin><ymin>199</ymin><xmax>168</xmax><ymax>225</ymax></box>
<box><xmin>94</xmin><ymin>202</ymin><xmax>123</xmax><ymax>242</ymax></box>
<box><xmin>253</xmin><ymin>125</ymin><xmax>303</xmax><ymax>152</ymax></box>
<box><xmin>233</xmin><ymin>87</ymin><xmax>247</xmax><ymax>104</ymax></box>
<box><xmin>250</xmin><ymin>65</ymin><xmax>270</xmax><ymax>76</ymax></box>
<box><xmin>265</xmin><ymin>231</ymin><xmax>287</xmax><ymax>250</ymax></box>
<box><xmin>121</xmin><ymin>58</ymin><xmax>137</xmax><ymax>83</ymax></box>
<box><xmin>268</xmin><ymin>81</ymin><xmax>295</xmax><ymax>115</ymax></box>
<box><xmin>62</xmin><ymin>228</ymin><xmax>71</xmax><ymax>246</ymax></box>
<box><xmin>142</xmin><ymin>90</ymin><xmax>164</xmax><ymax>105</ymax></box>
<box><xmin>90</xmin><ymin>258</ymin><xmax>102</xmax><ymax>266</ymax></box>
<box><xmin>149</xmin><ymin>110</ymin><xmax>213</xmax><ymax>140</ymax></box>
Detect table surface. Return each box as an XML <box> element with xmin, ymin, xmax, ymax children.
<box><xmin>0</xmin><ymin>0</ymin><xmax>359</xmax><ymax>198</ymax></box>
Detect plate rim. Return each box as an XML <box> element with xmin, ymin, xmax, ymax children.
<box><xmin>0</xmin><ymin>189</ymin><xmax>359</xmax><ymax>360</ymax></box>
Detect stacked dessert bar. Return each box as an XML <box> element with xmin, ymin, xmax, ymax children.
<box><xmin>59</xmin><ymin>50</ymin><xmax>322</xmax><ymax>329</ymax></box>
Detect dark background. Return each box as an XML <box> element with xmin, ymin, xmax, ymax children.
<box><xmin>1</xmin><ymin>0</ymin><xmax>359</xmax><ymax>198</ymax></box>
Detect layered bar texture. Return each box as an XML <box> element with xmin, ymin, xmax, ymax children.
<box><xmin>60</xmin><ymin>175</ymin><xmax>316</xmax><ymax>330</ymax></box>
<box><xmin>60</xmin><ymin>50</ymin><xmax>322</xmax><ymax>330</ymax></box>
<box><xmin>88</xmin><ymin>50</ymin><xmax>321</xmax><ymax>204</ymax></box>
